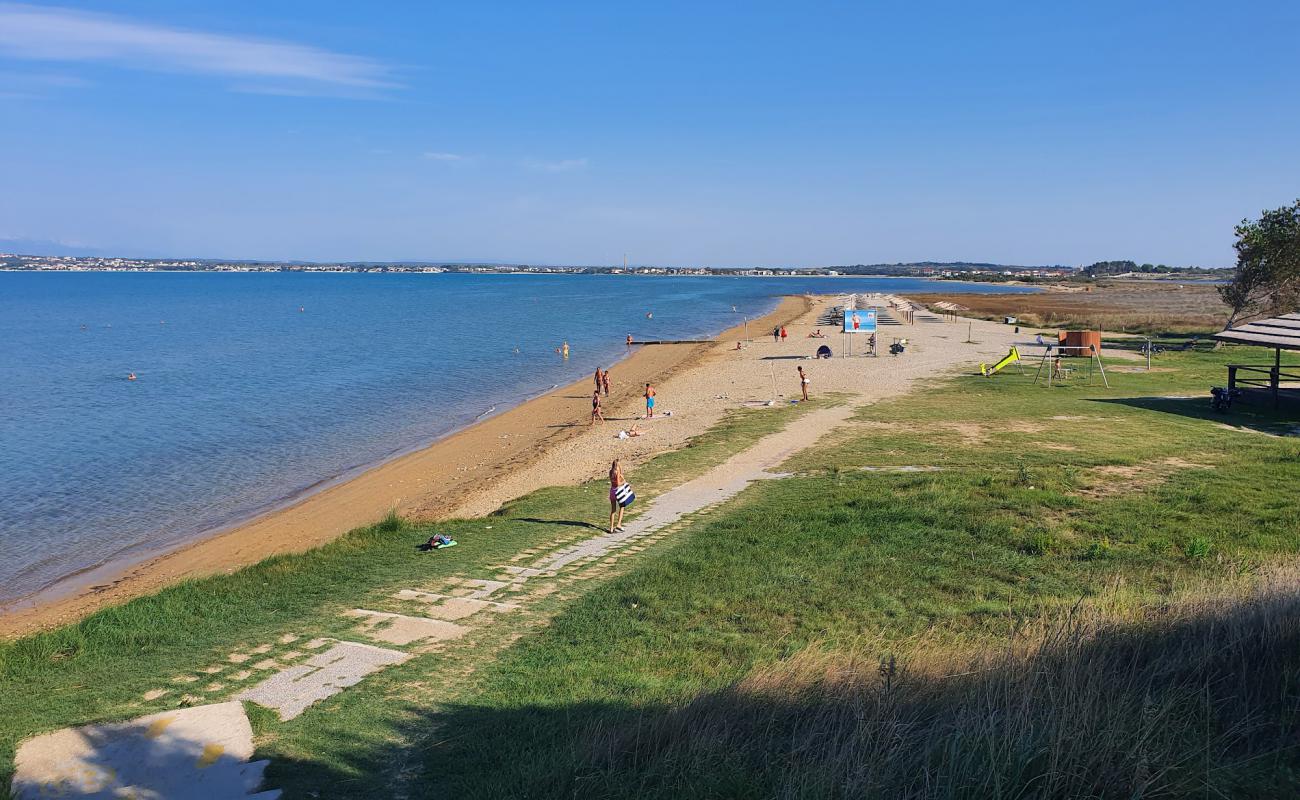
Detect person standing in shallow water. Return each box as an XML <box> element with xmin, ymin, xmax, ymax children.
<box><xmin>797</xmin><ymin>365</ymin><xmax>810</xmax><ymax>401</ymax></box>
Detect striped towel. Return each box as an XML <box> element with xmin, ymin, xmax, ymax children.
<box><xmin>614</xmin><ymin>482</ymin><xmax>635</xmax><ymax>508</ymax></box>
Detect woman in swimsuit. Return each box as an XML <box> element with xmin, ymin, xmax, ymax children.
<box><xmin>609</xmin><ymin>458</ymin><xmax>626</xmax><ymax>533</ymax></box>
<box><xmin>591</xmin><ymin>390</ymin><xmax>604</xmax><ymax>425</ymax></box>
<box><xmin>602</xmin><ymin>369</ymin><xmax>610</xmax><ymax>396</ymax></box>
<box><xmin>644</xmin><ymin>383</ymin><xmax>656</xmax><ymax>417</ymax></box>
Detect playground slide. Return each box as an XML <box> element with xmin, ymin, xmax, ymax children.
<box><xmin>980</xmin><ymin>346</ymin><xmax>1020</xmax><ymax>377</ymax></box>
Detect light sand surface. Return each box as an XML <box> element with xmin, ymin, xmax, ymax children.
<box><xmin>1</xmin><ymin>295</ymin><xmax>1025</xmax><ymax>637</ymax></box>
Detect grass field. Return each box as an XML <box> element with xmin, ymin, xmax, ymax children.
<box><xmin>415</xmin><ymin>346</ymin><xmax>1300</xmax><ymax>799</ymax></box>
<box><xmin>2</xmin><ymin>346</ymin><xmax>1297</xmax><ymax>798</ymax></box>
<box><xmin>912</xmin><ymin>281</ymin><xmax>1231</xmax><ymax>334</ymax></box>
<box><xmin>0</xmin><ymin>400</ymin><xmax>815</xmax><ymax>798</ymax></box>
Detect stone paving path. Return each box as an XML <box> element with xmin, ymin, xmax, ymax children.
<box><xmin>12</xmin><ymin>702</ymin><xmax>278</xmax><ymax>800</ymax></box>
<box><xmin>12</xmin><ymin>403</ymin><xmax>856</xmax><ymax>799</ymax></box>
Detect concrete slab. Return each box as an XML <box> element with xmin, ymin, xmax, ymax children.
<box><xmin>344</xmin><ymin>609</ymin><xmax>470</xmax><ymax>645</ymax></box>
<box><xmin>392</xmin><ymin>590</ymin><xmax>518</xmax><ymax>620</ymax></box>
<box><xmin>11</xmin><ymin>701</ymin><xmax>278</xmax><ymax>800</ymax></box>
<box><xmin>236</xmin><ymin>641</ymin><xmax>410</xmax><ymax>721</ymax></box>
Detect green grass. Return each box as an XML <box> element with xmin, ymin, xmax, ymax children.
<box><xmin>406</xmin><ymin>346</ymin><xmax>1300</xmax><ymax>798</ymax></box>
<box><xmin>0</xmin><ymin>401</ymin><xmax>815</xmax><ymax>798</ymax></box>
<box><xmin>3</xmin><ymin>347</ymin><xmax>1298</xmax><ymax>798</ymax></box>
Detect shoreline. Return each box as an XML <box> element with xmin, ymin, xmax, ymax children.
<box><xmin>0</xmin><ymin>296</ymin><xmax>811</xmax><ymax>637</ymax></box>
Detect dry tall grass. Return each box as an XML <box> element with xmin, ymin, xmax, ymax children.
<box><xmin>587</xmin><ymin>571</ymin><xmax>1300</xmax><ymax>798</ymax></box>
<box><xmin>912</xmin><ymin>282</ymin><xmax>1230</xmax><ymax>334</ymax></box>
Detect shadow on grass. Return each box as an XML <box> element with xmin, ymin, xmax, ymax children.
<box><xmin>259</xmin><ymin>577</ymin><xmax>1300</xmax><ymax>800</ymax></box>
<box><xmin>1092</xmin><ymin>395</ymin><xmax>1300</xmax><ymax>435</ymax></box>
<box><xmin>514</xmin><ymin>517</ymin><xmax>606</xmax><ymax>531</ymax></box>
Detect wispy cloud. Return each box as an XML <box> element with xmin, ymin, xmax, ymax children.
<box><xmin>422</xmin><ymin>151</ymin><xmax>466</xmax><ymax>162</ymax></box>
<box><xmin>0</xmin><ymin>68</ymin><xmax>88</xmax><ymax>99</ymax></box>
<box><xmin>0</xmin><ymin>3</ymin><xmax>396</xmax><ymax>95</ymax></box>
<box><xmin>524</xmin><ymin>157</ymin><xmax>590</xmax><ymax>173</ymax></box>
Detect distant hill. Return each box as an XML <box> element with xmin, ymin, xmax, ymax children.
<box><xmin>0</xmin><ymin>239</ymin><xmax>154</xmax><ymax>258</ymax></box>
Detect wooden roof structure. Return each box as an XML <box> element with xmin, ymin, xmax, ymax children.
<box><xmin>1214</xmin><ymin>313</ymin><xmax>1300</xmax><ymax>351</ymax></box>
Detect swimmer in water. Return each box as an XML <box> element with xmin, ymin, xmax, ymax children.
<box><xmin>299</xmin><ymin>306</ymin><xmax>305</xmax><ymax>313</ymax></box>
<box><xmin>127</xmin><ymin>372</ymin><xmax>137</xmax><ymax>381</ymax></box>
<box><xmin>646</xmin><ymin>311</ymin><xmax>653</xmax><ymax>319</ymax></box>
<box><xmin>562</xmin><ymin>341</ymin><xmax>570</xmax><ymax>358</ymax></box>
<box><xmin>626</xmin><ymin>334</ymin><xmax>633</xmax><ymax>347</ymax></box>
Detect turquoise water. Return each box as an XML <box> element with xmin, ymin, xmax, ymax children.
<box><xmin>0</xmin><ymin>272</ymin><xmax>1034</xmax><ymax>604</ymax></box>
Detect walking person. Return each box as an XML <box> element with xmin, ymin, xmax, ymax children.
<box><xmin>773</xmin><ymin>326</ymin><xmax>780</xmax><ymax>343</ymax></box>
<box><xmin>608</xmin><ymin>458</ymin><xmax>632</xmax><ymax>533</ymax></box>
<box><xmin>797</xmin><ymin>365</ymin><xmax>810</xmax><ymax>401</ymax></box>
<box><xmin>644</xmin><ymin>382</ymin><xmax>656</xmax><ymax>417</ymax></box>
<box><xmin>601</xmin><ymin>368</ymin><xmax>610</xmax><ymax>396</ymax></box>
<box><xmin>594</xmin><ymin>367</ymin><xmax>604</xmax><ymax>394</ymax></box>
<box><xmin>780</xmin><ymin>325</ymin><xmax>788</xmax><ymax>344</ymax></box>
<box><xmin>591</xmin><ymin>389</ymin><xmax>604</xmax><ymax>425</ymax></box>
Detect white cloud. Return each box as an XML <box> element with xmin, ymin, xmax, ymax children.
<box><xmin>0</xmin><ymin>3</ymin><xmax>395</xmax><ymax>93</ymax></box>
<box><xmin>524</xmin><ymin>157</ymin><xmax>590</xmax><ymax>173</ymax></box>
<box><xmin>422</xmin><ymin>151</ymin><xmax>466</xmax><ymax>162</ymax></box>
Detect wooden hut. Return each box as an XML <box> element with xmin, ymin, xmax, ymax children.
<box><xmin>1213</xmin><ymin>313</ymin><xmax>1300</xmax><ymax>408</ymax></box>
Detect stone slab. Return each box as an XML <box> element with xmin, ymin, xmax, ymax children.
<box><xmin>344</xmin><ymin>609</ymin><xmax>470</xmax><ymax>645</ymax></box>
<box><xmin>11</xmin><ymin>701</ymin><xmax>278</xmax><ymax>800</ymax></box>
<box><xmin>236</xmin><ymin>641</ymin><xmax>410</xmax><ymax>721</ymax></box>
<box><xmin>392</xmin><ymin>590</ymin><xmax>518</xmax><ymax>620</ymax></box>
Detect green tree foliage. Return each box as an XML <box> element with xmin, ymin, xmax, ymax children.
<box><xmin>1220</xmin><ymin>200</ymin><xmax>1300</xmax><ymax>326</ymax></box>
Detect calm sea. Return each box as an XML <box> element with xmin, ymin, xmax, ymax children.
<box><xmin>0</xmin><ymin>272</ymin><xmax>1035</xmax><ymax>605</ymax></box>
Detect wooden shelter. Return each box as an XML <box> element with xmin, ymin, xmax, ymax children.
<box><xmin>1213</xmin><ymin>313</ymin><xmax>1300</xmax><ymax>408</ymax></box>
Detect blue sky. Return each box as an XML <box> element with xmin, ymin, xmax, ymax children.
<box><xmin>1</xmin><ymin>1</ymin><xmax>1297</xmax><ymax>266</ymax></box>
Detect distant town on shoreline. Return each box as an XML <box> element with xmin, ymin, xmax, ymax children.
<box><xmin>1</xmin><ymin>253</ymin><xmax>1228</xmax><ymax>282</ymax></box>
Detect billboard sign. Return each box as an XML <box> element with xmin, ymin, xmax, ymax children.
<box><xmin>842</xmin><ymin>309</ymin><xmax>877</xmax><ymax>333</ymax></box>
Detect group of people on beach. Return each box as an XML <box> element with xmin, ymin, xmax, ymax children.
<box><xmin>597</xmin><ymin>325</ymin><xmax>807</xmax><ymax>533</ymax></box>
<box><xmin>591</xmin><ymin>367</ymin><xmax>612</xmax><ymax>424</ymax></box>
<box><xmin>591</xmin><ymin>365</ymin><xmax>659</xmax><ymax>425</ymax></box>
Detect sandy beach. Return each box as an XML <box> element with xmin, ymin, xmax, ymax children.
<box><xmin>0</xmin><ymin>294</ymin><xmax>1023</xmax><ymax>637</ymax></box>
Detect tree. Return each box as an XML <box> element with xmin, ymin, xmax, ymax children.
<box><xmin>1220</xmin><ymin>200</ymin><xmax>1300</xmax><ymax>326</ymax></box>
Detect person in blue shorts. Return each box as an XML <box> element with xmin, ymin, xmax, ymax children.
<box><xmin>644</xmin><ymin>383</ymin><xmax>656</xmax><ymax>417</ymax></box>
